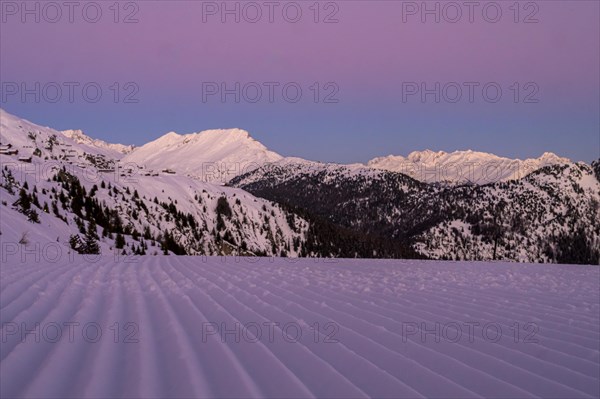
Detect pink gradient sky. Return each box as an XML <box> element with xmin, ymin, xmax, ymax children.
<box><xmin>1</xmin><ymin>1</ymin><xmax>598</xmax><ymax>162</ymax></box>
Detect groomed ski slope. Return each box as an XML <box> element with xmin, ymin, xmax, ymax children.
<box><xmin>1</xmin><ymin>258</ymin><xmax>598</xmax><ymax>398</ymax></box>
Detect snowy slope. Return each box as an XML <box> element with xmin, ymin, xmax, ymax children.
<box><xmin>62</xmin><ymin>129</ymin><xmax>134</xmax><ymax>158</ymax></box>
<box><xmin>231</xmin><ymin>156</ymin><xmax>388</xmax><ymax>187</ymax></box>
<box><xmin>1</xmin><ymin>109</ymin><xmax>282</xmax><ymax>183</ymax></box>
<box><xmin>1</xmin><ymin>257</ymin><xmax>598</xmax><ymax>398</ymax></box>
<box><xmin>0</xmin><ymin>162</ymin><xmax>309</xmax><ymax>256</ymax></box>
<box><xmin>231</xmin><ymin>160</ymin><xmax>600</xmax><ymax>264</ymax></box>
<box><xmin>0</xmin><ymin>109</ymin><xmax>123</xmax><ymax>167</ymax></box>
<box><xmin>0</xmin><ymin>109</ymin><xmax>309</xmax><ymax>257</ymax></box>
<box><xmin>413</xmin><ymin>163</ymin><xmax>600</xmax><ymax>262</ymax></box>
<box><xmin>367</xmin><ymin>150</ymin><xmax>571</xmax><ymax>184</ymax></box>
<box><xmin>123</xmin><ymin>129</ymin><xmax>283</xmax><ymax>182</ymax></box>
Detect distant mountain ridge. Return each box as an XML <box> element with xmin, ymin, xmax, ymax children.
<box><xmin>367</xmin><ymin>150</ymin><xmax>571</xmax><ymax>184</ymax></box>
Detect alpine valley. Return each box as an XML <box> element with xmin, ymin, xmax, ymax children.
<box><xmin>1</xmin><ymin>109</ymin><xmax>598</xmax><ymax>264</ymax></box>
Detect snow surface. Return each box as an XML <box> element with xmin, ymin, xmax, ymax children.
<box><xmin>1</xmin><ymin>257</ymin><xmax>598</xmax><ymax>398</ymax></box>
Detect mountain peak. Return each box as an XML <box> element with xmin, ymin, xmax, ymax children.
<box><xmin>406</xmin><ymin>149</ymin><xmax>448</xmax><ymax>162</ymax></box>
<box><xmin>538</xmin><ymin>151</ymin><xmax>568</xmax><ymax>163</ymax></box>
<box><xmin>157</xmin><ymin>128</ymin><xmax>253</xmax><ymax>146</ymax></box>
<box><xmin>123</xmin><ymin>127</ymin><xmax>282</xmax><ymax>181</ymax></box>
<box><xmin>191</xmin><ymin>128</ymin><xmax>252</xmax><ymax>141</ymax></box>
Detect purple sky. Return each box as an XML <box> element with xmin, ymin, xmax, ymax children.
<box><xmin>1</xmin><ymin>1</ymin><xmax>599</xmax><ymax>163</ymax></box>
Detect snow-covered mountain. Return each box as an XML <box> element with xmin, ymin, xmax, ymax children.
<box><xmin>2</xmin><ymin>108</ymin><xmax>596</xmax><ymax>263</ymax></box>
<box><xmin>367</xmin><ymin>149</ymin><xmax>571</xmax><ymax>184</ymax></box>
<box><xmin>231</xmin><ymin>158</ymin><xmax>600</xmax><ymax>264</ymax></box>
<box><xmin>62</xmin><ymin>129</ymin><xmax>135</xmax><ymax>157</ymax></box>
<box><xmin>0</xmin><ymin>109</ymin><xmax>310</xmax><ymax>257</ymax></box>
<box><xmin>123</xmin><ymin>129</ymin><xmax>283</xmax><ymax>182</ymax></box>
<box><xmin>0</xmin><ymin>109</ymin><xmax>132</xmax><ymax>171</ymax></box>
